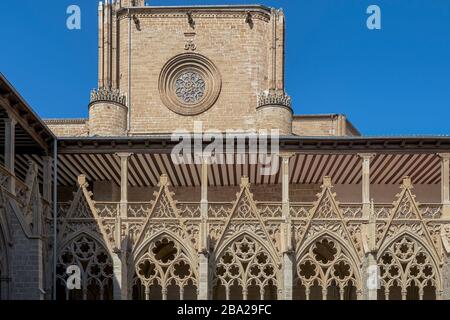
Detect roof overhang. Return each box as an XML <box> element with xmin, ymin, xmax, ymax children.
<box><xmin>0</xmin><ymin>73</ymin><xmax>55</xmax><ymax>154</ymax></box>
<box><xmin>57</xmin><ymin>135</ymin><xmax>450</xmax><ymax>154</ymax></box>
<box><xmin>53</xmin><ymin>136</ymin><xmax>450</xmax><ymax>187</ymax></box>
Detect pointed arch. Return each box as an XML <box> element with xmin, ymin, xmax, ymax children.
<box><xmin>294</xmin><ymin>232</ymin><xmax>362</xmax><ymax>300</ymax></box>
<box><xmin>133</xmin><ymin>229</ymin><xmax>197</xmax><ymax>264</ymax></box>
<box><xmin>56</xmin><ymin>232</ymin><xmax>114</xmax><ymax>300</ymax></box>
<box><xmin>132</xmin><ymin>231</ymin><xmax>199</xmax><ymax>301</ymax></box>
<box><xmin>215</xmin><ymin>230</ymin><xmax>280</xmax><ymax>268</ymax></box>
<box><xmin>377</xmin><ymin>231</ymin><xmax>441</xmax><ymax>300</ymax></box>
<box><xmin>212</xmin><ymin>232</ymin><xmax>281</xmax><ymax>301</ymax></box>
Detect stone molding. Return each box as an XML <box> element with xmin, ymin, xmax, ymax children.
<box><xmin>257</xmin><ymin>89</ymin><xmax>292</xmax><ymax>110</ymax></box>
<box><xmin>89</xmin><ymin>87</ymin><xmax>127</xmax><ymax>107</ymax></box>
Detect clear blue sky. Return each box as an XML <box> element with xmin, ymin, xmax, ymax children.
<box><xmin>1</xmin><ymin>0</ymin><xmax>449</xmax><ymax>136</ymax></box>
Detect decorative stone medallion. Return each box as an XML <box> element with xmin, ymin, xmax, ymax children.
<box><xmin>159</xmin><ymin>53</ymin><xmax>221</xmax><ymax>116</ymax></box>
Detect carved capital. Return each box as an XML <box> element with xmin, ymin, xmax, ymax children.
<box><xmin>279</xmin><ymin>152</ymin><xmax>295</xmax><ymax>160</ymax></box>
<box><xmin>358</xmin><ymin>153</ymin><xmax>376</xmax><ymax>160</ymax></box>
<box><xmin>116</xmin><ymin>152</ymin><xmax>133</xmax><ymax>159</ymax></box>
<box><xmin>438</xmin><ymin>153</ymin><xmax>450</xmax><ymax>160</ymax></box>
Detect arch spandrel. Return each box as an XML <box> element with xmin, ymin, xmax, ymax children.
<box><xmin>377</xmin><ymin>178</ymin><xmax>441</xmax><ymax>265</ymax></box>
<box><xmin>59</xmin><ymin>176</ymin><xmax>115</xmax><ymax>255</ymax></box>
<box><xmin>132</xmin><ymin>175</ymin><xmax>197</xmax><ymax>255</ymax></box>
<box><xmin>213</xmin><ymin>177</ymin><xmax>281</xmax><ymax>262</ymax></box>
<box><xmin>295</xmin><ymin>177</ymin><xmax>363</xmax><ymax>264</ymax></box>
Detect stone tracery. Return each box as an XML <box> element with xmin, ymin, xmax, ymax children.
<box><xmin>378</xmin><ymin>235</ymin><xmax>439</xmax><ymax>300</ymax></box>
<box><xmin>56</xmin><ymin>235</ymin><xmax>114</xmax><ymax>300</ymax></box>
<box><xmin>175</xmin><ymin>71</ymin><xmax>206</xmax><ymax>104</ymax></box>
<box><xmin>294</xmin><ymin>236</ymin><xmax>360</xmax><ymax>300</ymax></box>
<box><xmin>133</xmin><ymin>235</ymin><xmax>198</xmax><ymax>300</ymax></box>
<box><xmin>213</xmin><ymin>235</ymin><xmax>279</xmax><ymax>300</ymax></box>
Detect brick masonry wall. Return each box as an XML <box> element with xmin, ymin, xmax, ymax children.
<box><xmin>45</xmin><ymin>121</ymin><xmax>89</xmax><ymax>137</ymax></box>
<box><xmin>292</xmin><ymin>117</ymin><xmax>336</xmax><ymax>136</ymax></box>
<box><xmin>7</xmin><ymin>201</ymin><xmax>42</xmax><ymax>300</ymax></box>
<box><xmin>89</xmin><ymin>102</ymin><xmax>127</xmax><ymax>136</ymax></box>
<box><xmin>118</xmin><ymin>12</ymin><xmax>272</xmax><ymax>134</ymax></box>
<box><xmin>257</xmin><ymin>106</ymin><xmax>292</xmax><ymax>135</ymax></box>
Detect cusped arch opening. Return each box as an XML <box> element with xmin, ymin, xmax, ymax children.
<box><xmin>213</xmin><ymin>233</ymin><xmax>280</xmax><ymax>301</ymax></box>
<box><xmin>377</xmin><ymin>233</ymin><xmax>440</xmax><ymax>300</ymax></box>
<box><xmin>132</xmin><ymin>233</ymin><xmax>198</xmax><ymax>301</ymax></box>
<box><xmin>294</xmin><ymin>233</ymin><xmax>361</xmax><ymax>300</ymax></box>
<box><xmin>56</xmin><ymin>233</ymin><xmax>114</xmax><ymax>300</ymax></box>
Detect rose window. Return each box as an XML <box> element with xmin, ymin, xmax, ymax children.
<box><xmin>175</xmin><ymin>71</ymin><xmax>206</xmax><ymax>104</ymax></box>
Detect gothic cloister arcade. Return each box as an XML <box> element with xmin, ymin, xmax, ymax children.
<box><xmin>55</xmin><ymin>166</ymin><xmax>450</xmax><ymax>301</ymax></box>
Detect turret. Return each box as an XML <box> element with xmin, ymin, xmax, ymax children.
<box><xmin>256</xmin><ymin>89</ymin><xmax>293</xmax><ymax>135</ymax></box>
<box><xmin>89</xmin><ymin>88</ymin><xmax>128</xmax><ymax>136</ymax></box>
<box><xmin>255</xmin><ymin>9</ymin><xmax>292</xmax><ymax>135</ymax></box>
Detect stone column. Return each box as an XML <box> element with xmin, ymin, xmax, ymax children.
<box><xmin>439</xmin><ymin>154</ymin><xmax>450</xmax><ymax>218</ymax></box>
<box><xmin>358</xmin><ymin>154</ymin><xmax>378</xmax><ymax>300</ymax></box>
<box><xmin>4</xmin><ymin>116</ymin><xmax>16</xmax><ymax>194</ymax></box>
<box><xmin>198</xmin><ymin>156</ymin><xmax>210</xmax><ymax>300</ymax></box>
<box><xmin>361</xmin><ymin>201</ymin><xmax>378</xmax><ymax>300</ymax></box>
<box><xmin>281</xmin><ymin>153</ymin><xmax>294</xmax><ymax>300</ymax></box>
<box><xmin>117</xmin><ymin>153</ymin><xmax>132</xmax><ymax>219</ymax></box>
<box><xmin>359</xmin><ymin>154</ymin><xmax>374</xmax><ymax>218</ymax></box>
<box><xmin>113</xmin><ymin>152</ymin><xmax>132</xmax><ymax>300</ymax></box>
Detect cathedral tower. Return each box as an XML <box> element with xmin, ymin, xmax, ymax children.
<box><xmin>89</xmin><ymin>2</ymin><xmax>292</xmax><ymax>136</ymax></box>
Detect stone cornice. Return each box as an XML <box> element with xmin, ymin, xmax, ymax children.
<box><xmin>117</xmin><ymin>5</ymin><xmax>273</xmax><ymax>22</ymax></box>
<box><xmin>44</xmin><ymin>119</ymin><xmax>88</xmax><ymax>125</ymax></box>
